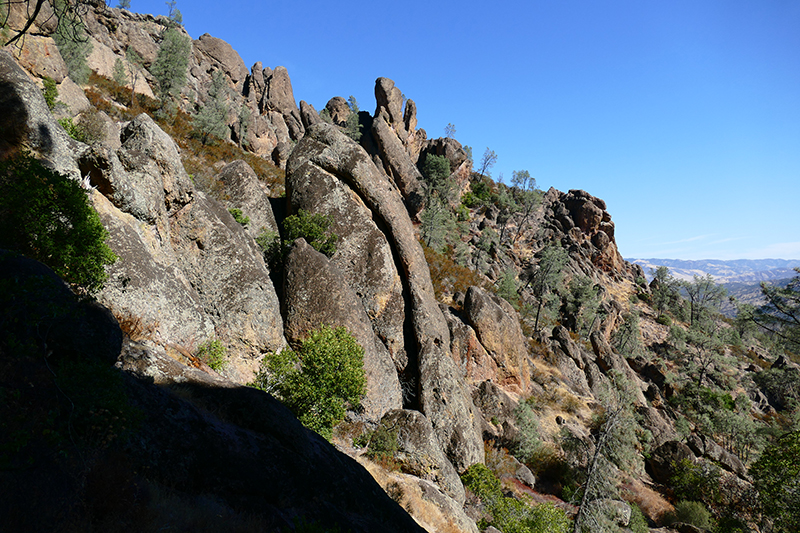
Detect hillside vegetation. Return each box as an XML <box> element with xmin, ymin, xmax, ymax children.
<box><xmin>1</xmin><ymin>3</ymin><xmax>798</xmax><ymax>533</ymax></box>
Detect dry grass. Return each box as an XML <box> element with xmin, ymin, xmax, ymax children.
<box><xmin>621</xmin><ymin>477</ymin><xmax>674</xmax><ymax>525</ymax></box>
<box><xmin>113</xmin><ymin>309</ymin><xmax>160</xmax><ymax>341</ymax></box>
<box><xmin>357</xmin><ymin>456</ymin><xmax>471</xmax><ymax>533</ymax></box>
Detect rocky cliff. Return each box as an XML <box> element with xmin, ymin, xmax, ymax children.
<box><xmin>2</xmin><ymin>4</ymin><xmax>794</xmax><ymax>533</ymax></box>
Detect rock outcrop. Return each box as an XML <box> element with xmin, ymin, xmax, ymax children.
<box><xmin>283</xmin><ymin>239</ymin><xmax>402</xmax><ymax>422</ymax></box>
<box><xmin>287</xmin><ymin>123</ymin><xmax>483</xmax><ymax>471</ymax></box>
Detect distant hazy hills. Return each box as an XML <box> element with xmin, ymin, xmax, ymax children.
<box><xmin>627</xmin><ymin>258</ymin><xmax>800</xmax><ymax>283</ymax></box>
<box><xmin>627</xmin><ymin>258</ymin><xmax>799</xmax><ymax>316</ymax></box>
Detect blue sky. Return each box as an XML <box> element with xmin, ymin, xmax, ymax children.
<box><xmin>132</xmin><ymin>0</ymin><xmax>799</xmax><ymax>261</ymax></box>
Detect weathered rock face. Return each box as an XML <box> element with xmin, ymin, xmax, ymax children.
<box><xmin>541</xmin><ymin>188</ymin><xmax>630</xmax><ymax>277</ymax></box>
<box><xmin>215</xmin><ymin>159</ymin><xmax>279</xmax><ymax>240</ymax></box>
<box><xmin>287</xmin><ymin>123</ymin><xmax>483</xmax><ymax>471</ymax></box>
<box><xmin>283</xmin><ymin>239</ymin><xmax>402</xmax><ymax>422</ymax></box>
<box><xmin>286</xmin><ymin>125</ymin><xmax>408</xmax><ymax>374</ymax></box>
<box><xmin>441</xmin><ymin>304</ymin><xmax>498</xmax><ymax>386</ymax></box>
<box><xmin>325</xmin><ymin>96</ymin><xmax>351</xmax><ymax>126</ymax></box>
<box><xmin>194</xmin><ymin>33</ymin><xmax>249</xmax><ymax>86</ymax></box>
<box><xmin>463</xmin><ymin>286</ymin><xmax>530</xmax><ymax>395</ymax></box>
<box><xmin>373</xmin><ymin>409</ymin><xmax>466</xmax><ymax>504</ymax></box>
<box><xmin>0</xmin><ymin>49</ymin><xmax>82</xmax><ymax>176</ymax></box>
<box><xmin>81</xmin><ymin>114</ymin><xmax>285</xmax><ymax>382</ymax></box>
<box><xmin>371</xmin><ymin>114</ymin><xmax>425</xmax><ymax>216</ymax></box>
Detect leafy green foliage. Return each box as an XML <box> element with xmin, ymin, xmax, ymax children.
<box><xmin>420</xmin><ymin>153</ymin><xmax>459</xmax><ymax>251</ymax></box>
<box><xmin>522</xmin><ymin>243</ymin><xmax>568</xmax><ymax>332</ymax></box>
<box><xmin>43</xmin><ymin>76</ymin><xmax>58</xmax><ymax>110</ymax></box>
<box><xmin>112</xmin><ymin>57</ymin><xmax>127</xmax><ymax>86</ymax></box>
<box><xmin>228</xmin><ymin>208</ymin><xmax>250</xmax><ymax>227</ymax></box>
<box><xmin>57</xmin><ymin>115</ymin><xmax>102</xmax><ymax>145</ymax></box>
<box><xmin>53</xmin><ymin>0</ymin><xmax>92</xmax><ymax>84</ymax></box>
<box><xmin>750</xmin><ymin>431</ymin><xmax>800</xmax><ymax>533</ymax></box>
<box><xmin>344</xmin><ymin>95</ymin><xmax>362</xmax><ymax>141</ymax></box>
<box><xmin>498</xmin><ymin>268</ymin><xmax>520</xmax><ymax>309</ymax></box>
<box><xmin>511</xmin><ymin>169</ymin><xmax>541</xmax><ymax>243</ymax></box>
<box><xmin>669</xmin><ymin>458</ymin><xmax>722</xmax><ymax>505</ymax></box>
<box><xmin>194</xmin><ymin>70</ymin><xmax>230</xmax><ymax>145</ymax></box>
<box><xmin>0</xmin><ymin>155</ymin><xmax>116</xmax><ymax>294</ymax></box>
<box><xmin>665</xmin><ymin>500</ymin><xmax>714</xmax><ymax>530</ymax></box>
<box><xmin>251</xmin><ymin>326</ymin><xmax>366</xmax><ymax>440</ymax></box>
<box><xmin>255</xmin><ymin>228</ymin><xmax>281</xmax><ymax>272</ymax></box>
<box><xmin>751</xmin><ymin>268</ymin><xmax>800</xmax><ymax>354</ymax></box>
<box><xmin>560</xmin><ymin>275</ymin><xmax>601</xmax><ymax>337</ymax></box>
<box><xmin>151</xmin><ymin>26</ymin><xmax>192</xmax><ymax>99</ymax></box>
<box><xmin>283</xmin><ymin>209</ymin><xmax>338</xmax><ymax>257</ymax></box>
<box><xmin>461</xmin><ymin>463</ymin><xmax>571</xmax><ymax>533</ymax></box>
<box><xmin>196</xmin><ymin>338</ymin><xmax>227</xmax><ymax>371</ymax></box>
<box><xmin>365</xmin><ymin>424</ymin><xmax>399</xmax><ymax>462</ymax></box>
<box><xmin>628</xmin><ymin>503</ymin><xmax>649</xmax><ymax>533</ymax></box>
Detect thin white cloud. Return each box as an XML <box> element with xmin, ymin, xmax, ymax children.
<box><xmin>738</xmin><ymin>242</ymin><xmax>800</xmax><ymax>260</ymax></box>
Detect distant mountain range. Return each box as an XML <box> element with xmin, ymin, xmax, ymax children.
<box><xmin>626</xmin><ymin>258</ymin><xmax>799</xmax><ymax>316</ymax></box>
<box><xmin>626</xmin><ymin>258</ymin><xmax>800</xmax><ymax>283</ymax></box>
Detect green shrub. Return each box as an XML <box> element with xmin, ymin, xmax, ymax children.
<box><xmin>151</xmin><ymin>26</ymin><xmax>192</xmax><ymax>99</ymax></box>
<box><xmin>666</xmin><ymin>500</ymin><xmax>714</xmax><ymax>530</ymax></box>
<box><xmin>196</xmin><ymin>338</ymin><xmax>227</xmax><ymax>371</ymax></box>
<box><xmin>283</xmin><ymin>209</ymin><xmax>338</xmax><ymax>257</ymax></box>
<box><xmin>461</xmin><ymin>463</ymin><xmax>571</xmax><ymax>533</ymax></box>
<box><xmin>366</xmin><ymin>424</ymin><xmax>399</xmax><ymax>461</ymax></box>
<box><xmin>43</xmin><ymin>76</ymin><xmax>58</xmax><ymax>110</ymax></box>
<box><xmin>255</xmin><ymin>228</ymin><xmax>281</xmax><ymax>272</ymax></box>
<box><xmin>656</xmin><ymin>314</ymin><xmax>672</xmax><ymax>326</ymax></box>
<box><xmin>53</xmin><ymin>3</ymin><xmax>92</xmax><ymax>84</ymax></box>
<box><xmin>0</xmin><ymin>154</ymin><xmax>116</xmax><ymax>294</ymax></box>
<box><xmin>628</xmin><ymin>503</ymin><xmax>649</xmax><ymax>533</ymax></box>
<box><xmin>227</xmin><ymin>208</ymin><xmax>250</xmax><ymax>227</ymax></box>
<box><xmin>251</xmin><ymin>326</ymin><xmax>366</xmax><ymax>440</ymax></box>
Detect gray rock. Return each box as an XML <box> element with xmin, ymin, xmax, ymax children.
<box><xmin>194</xmin><ymin>33</ymin><xmax>248</xmax><ymax>85</ymax></box>
<box><xmin>215</xmin><ymin>159</ymin><xmax>279</xmax><ymax>240</ymax></box>
<box><xmin>286</xmin><ymin>125</ymin><xmax>408</xmax><ymax>372</ymax></box>
<box><xmin>325</xmin><ymin>96</ymin><xmax>351</xmax><ymax>126</ymax></box>
<box><xmin>283</xmin><ymin>239</ymin><xmax>402</xmax><ymax>422</ymax></box>
<box><xmin>647</xmin><ymin>441</ymin><xmax>696</xmax><ymax>485</ymax></box>
<box><xmin>416</xmin><ymin>479</ymin><xmax>479</xmax><ymax>533</ymax></box>
<box><xmin>375</xmin><ymin>409</ymin><xmax>465</xmax><ymax>504</ymax></box>
<box><xmin>374</xmin><ymin>77</ymin><xmax>406</xmax><ymax>138</ymax></box>
<box><xmin>464</xmin><ymin>286</ymin><xmax>530</xmax><ymax>394</ymax></box>
<box><xmin>288</xmin><ymin>123</ymin><xmax>483</xmax><ymax>472</ymax></box>
<box><xmin>262</xmin><ymin>66</ymin><xmax>304</xmax><ymax>140</ymax></box>
<box><xmin>441</xmin><ymin>304</ymin><xmax>497</xmax><ymax>386</ymax></box>
<box><xmin>371</xmin><ymin>114</ymin><xmax>425</xmax><ymax>215</ymax></box>
<box><xmin>14</xmin><ymin>35</ymin><xmax>67</xmax><ymax>82</ymax></box>
<box><xmin>0</xmin><ymin>49</ymin><xmax>83</xmax><ymax>177</ymax></box>
<box><xmin>299</xmin><ymin>100</ymin><xmax>321</xmax><ymax>129</ymax></box>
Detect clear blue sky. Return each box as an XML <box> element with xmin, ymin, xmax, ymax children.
<box><xmin>132</xmin><ymin>0</ymin><xmax>800</xmax><ymax>261</ymax></box>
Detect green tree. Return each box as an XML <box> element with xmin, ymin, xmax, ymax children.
<box><xmin>613</xmin><ymin>309</ymin><xmax>644</xmax><ymax>357</ymax></box>
<box><xmin>751</xmin><ymin>268</ymin><xmax>800</xmax><ymax>354</ymax></box>
<box><xmin>420</xmin><ymin>153</ymin><xmax>457</xmax><ymax>251</ymax></box>
<box><xmin>53</xmin><ymin>0</ymin><xmax>92</xmax><ymax>84</ymax></box>
<box><xmin>344</xmin><ymin>95</ymin><xmax>362</xmax><ymax>141</ymax></box>
<box><xmin>565</xmin><ymin>371</ymin><xmax>641</xmax><ymax>533</ymax></box>
<box><xmin>476</xmin><ymin>147</ymin><xmax>498</xmax><ymax>179</ymax></box>
<box><xmin>511</xmin><ymin>170</ymin><xmax>541</xmax><ymax>243</ymax></box>
<box><xmin>151</xmin><ymin>25</ymin><xmax>192</xmax><ymax>99</ymax></box>
<box><xmin>283</xmin><ymin>209</ymin><xmax>338</xmax><ymax>257</ymax></box>
<box><xmin>522</xmin><ymin>243</ymin><xmax>568</xmax><ymax>332</ymax></box>
<box><xmin>650</xmin><ymin>266</ymin><xmax>682</xmax><ymax>320</ymax></box>
<box><xmin>165</xmin><ymin>0</ymin><xmax>182</xmax><ymax>25</ymax></box>
<box><xmin>251</xmin><ymin>326</ymin><xmax>366</xmax><ymax>441</ymax></box>
<box><xmin>750</xmin><ymin>430</ymin><xmax>800</xmax><ymax>533</ymax></box>
<box><xmin>683</xmin><ymin>274</ymin><xmax>726</xmax><ymax>326</ymax></box>
<box><xmin>561</xmin><ymin>275</ymin><xmax>601</xmax><ymax>337</ymax></box>
<box><xmin>112</xmin><ymin>57</ymin><xmax>127</xmax><ymax>86</ymax></box>
<box><xmin>194</xmin><ymin>70</ymin><xmax>230</xmax><ymax>145</ymax></box>
<box><xmin>117</xmin><ymin>0</ymin><xmax>131</xmax><ymax>8</ymax></box>
<box><xmin>125</xmin><ymin>46</ymin><xmax>145</xmax><ymax>104</ymax></box>
<box><xmin>0</xmin><ymin>154</ymin><xmax>117</xmax><ymax>294</ymax></box>
<box><xmin>444</xmin><ymin>122</ymin><xmax>456</xmax><ymax>138</ymax></box>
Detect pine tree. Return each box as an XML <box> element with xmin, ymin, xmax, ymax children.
<box><xmin>151</xmin><ymin>26</ymin><xmax>191</xmax><ymax>99</ymax></box>
<box><xmin>194</xmin><ymin>70</ymin><xmax>230</xmax><ymax>145</ymax></box>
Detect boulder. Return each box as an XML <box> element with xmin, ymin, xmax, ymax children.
<box><xmin>215</xmin><ymin>159</ymin><xmax>280</xmax><ymax>240</ymax></box>
<box><xmin>374</xmin><ymin>77</ymin><xmax>406</xmax><ymax>138</ymax></box>
<box><xmin>325</xmin><ymin>96</ymin><xmax>351</xmax><ymax>126</ymax></box>
<box><xmin>647</xmin><ymin>441</ymin><xmax>696</xmax><ymax>485</ymax></box>
<box><xmin>373</xmin><ymin>409</ymin><xmax>465</xmax><ymax>504</ymax></box>
<box><xmin>283</xmin><ymin>239</ymin><xmax>402</xmax><ymax>422</ymax></box>
<box><xmin>0</xmin><ymin>49</ymin><xmax>83</xmax><ymax>176</ymax></box>
<box><xmin>463</xmin><ymin>286</ymin><xmax>530</xmax><ymax>394</ymax></box>
<box><xmin>441</xmin><ymin>305</ymin><xmax>498</xmax><ymax>386</ymax></box>
<box><xmin>14</xmin><ymin>35</ymin><xmax>68</xmax><ymax>82</ymax></box>
<box><xmin>299</xmin><ymin>100</ymin><xmax>321</xmax><ymax>129</ymax></box>
<box><xmin>54</xmin><ymin>76</ymin><xmax>92</xmax><ymax>118</ymax></box>
<box><xmin>416</xmin><ymin>480</ymin><xmax>479</xmax><ymax>533</ymax></box>
<box><xmin>194</xmin><ymin>33</ymin><xmax>248</xmax><ymax>85</ymax></box>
